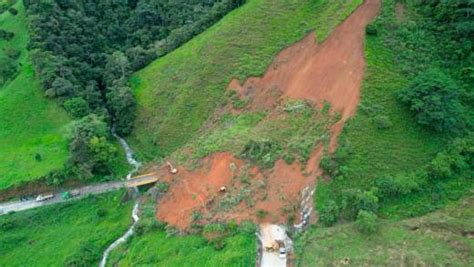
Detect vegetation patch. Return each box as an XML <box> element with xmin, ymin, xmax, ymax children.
<box><xmin>0</xmin><ymin>1</ymin><xmax>71</xmax><ymax>190</ymax></box>
<box><xmin>106</xmin><ymin>195</ymin><xmax>256</xmax><ymax>266</ymax></box>
<box><xmin>0</xmin><ymin>190</ymin><xmax>133</xmax><ymax>266</ymax></box>
<box><xmin>315</xmin><ymin>0</ymin><xmax>473</xmax><ymax>224</ymax></box>
<box><xmin>174</xmin><ymin>101</ymin><xmax>334</xmax><ymax>169</ymax></box>
<box><xmin>296</xmin><ymin>196</ymin><xmax>474</xmax><ymax>266</ymax></box>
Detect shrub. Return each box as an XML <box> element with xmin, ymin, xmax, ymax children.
<box><xmin>318</xmin><ymin>200</ymin><xmax>340</xmax><ymax>226</ymax></box>
<box><xmin>239</xmin><ymin>220</ymin><xmax>257</xmax><ymax>234</ymax></box>
<box><xmin>375</xmin><ymin>174</ymin><xmax>421</xmax><ymax>198</ymax></box>
<box><xmin>3</xmin><ymin>46</ymin><xmax>20</xmax><ymax>59</ymax></box>
<box><xmin>155</xmin><ymin>182</ymin><xmax>169</xmax><ymax>194</ymax></box>
<box><xmin>320</xmin><ymin>154</ymin><xmax>338</xmax><ymax>176</ymax></box>
<box><xmin>373</xmin><ymin>115</ymin><xmax>393</xmax><ymax>129</ymax></box>
<box><xmin>241</xmin><ymin>140</ymin><xmax>281</xmax><ymax>168</ymax></box>
<box><xmin>0</xmin><ymin>56</ymin><xmax>17</xmax><ymax>83</ymax></box>
<box><xmin>355</xmin><ymin>210</ymin><xmax>378</xmax><ymax>234</ymax></box>
<box><xmin>64</xmin><ymin>97</ymin><xmax>90</xmax><ymax>118</ymax></box>
<box><xmin>398</xmin><ymin>68</ymin><xmax>465</xmax><ymax>134</ymax></box>
<box><xmin>8</xmin><ymin>7</ymin><xmax>18</xmax><ymax>15</ymax></box>
<box><xmin>366</xmin><ymin>23</ymin><xmax>378</xmax><ymax>35</ymax></box>
<box><xmin>340</xmin><ymin>189</ymin><xmax>361</xmax><ymax>220</ymax></box>
<box><xmin>64</xmin><ymin>241</ymin><xmax>100</xmax><ymax>267</ymax></box>
<box><xmin>256</xmin><ymin>209</ymin><xmax>268</xmax><ymax>219</ymax></box>
<box><xmin>191</xmin><ymin>211</ymin><xmax>202</xmax><ymax>222</ymax></box>
<box><xmin>428</xmin><ymin>134</ymin><xmax>474</xmax><ymax>179</ymax></box>
<box><xmin>356</xmin><ymin>190</ymin><xmax>379</xmax><ymax>213</ymax></box>
<box><xmin>0</xmin><ymin>29</ymin><xmax>14</xmax><ymax>40</ymax></box>
<box><xmin>203</xmin><ymin>223</ymin><xmax>227</xmax><ymax>250</ymax></box>
<box><xmin>96</xmin><ymin>208</ymin><xmax>107</xmax><ymax>218</ymax></box>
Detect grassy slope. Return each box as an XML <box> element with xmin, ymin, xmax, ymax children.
<box><xmin>297</xmin><ymin>196</ymin><xmax>474</xmax><ymax>266</ymax></box>
<box><xmin>0</xmin><ymin>1</ymin><xmax>71</xmax><ymax>190</ymax></box>
<box><xmin>0</xmin><ymin>190</ymin><xmax>133</xmax><ymax>266</ymax></box>
<box><xmin>107</xmin><ymin>230</ymin><xmax>255</xmax><ymax>266</ymax></box>
<box><xmin>315</xmin><ymin>0</ymin><xmax>471</xmax><ymax>219</ymax></box>
<box><xmin>130</xmin><ymin>0</ymin><xmax>363</xmax><ymax>160</ymax></box>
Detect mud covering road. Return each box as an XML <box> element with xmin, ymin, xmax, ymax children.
<box><xmin>258</xmin><ymin>224</ymin><xmax>292</xmax><ymax>267</ymax></box>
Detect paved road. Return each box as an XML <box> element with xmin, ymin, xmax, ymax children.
<box><xmin>259</xmin><ymin>224</ymin><xmax>289</xmax><ymax>267</ymax></box>
<box><xmin>0</xmin><ymin>181</ymin><xmax>125</xmax><ymax>215</ymax></box>
<box><xmin>0</xmin><ymin>174</ymin><xmax>160</xmax><ymax>215</ymax></box>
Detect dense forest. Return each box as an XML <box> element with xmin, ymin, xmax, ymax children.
<box><xmin>21</xmin><ymin>0</ymin><xmax>244</xmax><ymax>179</ymax></box>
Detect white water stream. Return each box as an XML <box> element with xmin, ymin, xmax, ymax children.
<box><xmin>99</xmin><ymin>133</ymin><xmax>141</xmax><ymax>267</ymax></box>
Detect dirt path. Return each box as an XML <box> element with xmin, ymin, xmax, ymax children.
<box><xmin>156</xmin><ymin>0</ymin><xmax>381</xmax><ymax>230</ymax></box>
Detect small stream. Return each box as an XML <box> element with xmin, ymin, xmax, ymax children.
<box><xmin>99</xmin><ymin>133</ymin><xmax>141</xmax><ymax>267</ymax></box>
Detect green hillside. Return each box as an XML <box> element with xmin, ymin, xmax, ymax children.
<box><xmin>129</xmin><ymin>0</ymin><xmax>363</xmax><ymax>160</ymax></box>
<box><xmin>315</xmin><ymin>0</ymin><xmax>473</xmax><ymax>224</ymax></box>
<box><xmin>107</xmin><ymin>228</ymin><xmax>255</xmax><ymax>266</ymax></box>
<box><xmin>0</xmin><ymin>191</ymin><xmax>133</xmax><ymax>266</ymax></box>
<box><xmin>0</xmin><ymin>1</ymin><xmax>71</xmax><ymax>190</ymax></box>
<box><xmin>297</xmin><ymin>196</ymin><xmax>474</xmax><ymax>266</ymax></box>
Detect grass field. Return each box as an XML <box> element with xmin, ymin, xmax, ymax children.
<box><xmin>0</xmin><ymin>1</ymin><xmax>71</xmax><ymax>190</ymax></box>
<box><xmin>315</xmin><ymin>0</ymin><xmax>472</xmax><ymax>220</ymax></box>
<box><xmin>106</xmin><ymin>198</ymin><xmax>256</xmax><ymax>266</ymax></box>
<box><xmin>297</xmin><ymin>196</ymin><xmax>474</xmax><ymax>266</ymax></box>
<box><xmin>0</xmin><ymin>190</ymin><xmax>133</xmax><ymax>266</ymax></box>
<box><xmin>107</xmin><ymin>230</ymin><xmax>256</xmax><ymax>266</ymax></box>
<box><xmin>129</xmin><ymin>0</ymin><xmax>363</xmax><ymax>161</ymax></box>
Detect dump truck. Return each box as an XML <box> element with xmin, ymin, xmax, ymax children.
<box><xmin>35</xmin><ymin>193</ymin><xmax>54</xmax><ymax>202</ymax></box>
<box><xmin>61</xmin><ymin>190</ymin><xmax>80</xmax><ymax>200</ymax></box>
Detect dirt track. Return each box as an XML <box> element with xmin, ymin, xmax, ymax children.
<box><xmin>156</xmin><ymin>0</ymin><xmax>381</xmax><ymax>229</ymax></box>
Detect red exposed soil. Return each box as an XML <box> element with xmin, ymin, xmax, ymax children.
<box><xmin>156</xmin><ymin>152</ymin><xmax>241</xmax><ymax>228</ymax></box>
<box><xmin>156</xmin><ymin>0</ymin><xmax>381</xmax><ymax>230</ymax></box>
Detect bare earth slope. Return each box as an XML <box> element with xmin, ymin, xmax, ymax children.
<box><xmin>156</xmin><ymin>0</ymin><xmax>381</xmax><ymax>229</ymax></box>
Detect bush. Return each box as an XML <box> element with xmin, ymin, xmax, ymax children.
<box><xmin>241</xmin><ymin>140</ymin><xmax>281</xmax><ymax>168</ymax></box>
<box><xmin>318</xmin><ymin>200</ymin><xmax>340</xmax><ymax>226</ymax></box>
<box><xmin>0</xmin><ymin>29</ymin><xmax>14</xmax><ymax>40</ymax></box>
<box><xmin>0</xmin><ymin>56</ymin><xmax>17</xmax><ymax>83</ymax></box>
<box><xmin>375</xmin><ymin>174</ymin><xmax>421</xmax><ymax>198</ymax></box>
<box><xmin>256</xmin><ymin>209</ymin><xmax>268</xmax><ymax>219</ymax></box>
<box><xmin>64</xmin><ymin>241</ymin><xmax>101</xmax><ymax>267</ymax></box>
<box><xmin>373</xmin><ymin>115</ymin><xmax>392</xmax><ymax>129</ymax></box>
<box><xmin>8</xmin><ymin>7</ymin><xmax>18</xmax><ymax>15</ymax></box>
<box><xmin>203</xmin><ymin>223</ymin><xmax>228</xmax><ymax>250</ymax></box>
<box><xmin>355</xmin><ymin>210</ymin><xmax>378</xmax><ymax>234</ymax></box>
<box><xmin>398</xmin><ymin>68</ymin><xmax>465</xmax><ymax>134</ymax></box>
<box><xmin>239</xmin><ymin>220</ymin><xmax>257</xmax><ymax>234</ymax></box>
<box><xmin>428</xmin><ymin>134</ymin><xmax>474</xmax><ymax>179</ymax></box>
<box><xmin>356</xmin><ymin>190</ymin><xmax>379</xmax><ymax>213</ymax></box>
<box><xmin>3</xmin><ymin>46</ymin><xmax>20</xmax><ymax>59</ymax></box>
<box><xmin>64</xmin><ymin>97</ymin><xmax>91</xmax><ymax>118</ymax></box>
<box><xmin>366</xmin><ymin>23</ymin><xmax>378</xmax><ymax>35</ymax></box>
<box><xmin>96</xmin><ymin>208</ymin><xmax>107</xmax><ymax>218</ymax></box>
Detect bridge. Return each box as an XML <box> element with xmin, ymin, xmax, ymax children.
<box><xmin>125</xmin><ymin>173</ymin><xmax>160</xmax><ymax>187</ymax></box>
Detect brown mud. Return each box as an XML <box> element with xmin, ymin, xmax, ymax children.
<box><xmin>156</xmin><ymin>0</ymin><xmax>381</xmax><ymax>230</ymax></box>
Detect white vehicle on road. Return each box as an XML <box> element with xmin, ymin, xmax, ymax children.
<box><xmin>35</xmin><ymin>193</ymin><xmax>54</xmax><ymax>202</ymax></box>
<box><xmin>279</xmin><ymin>247</ymin><xmax>287</xmax><ymax>259</ymax></box>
